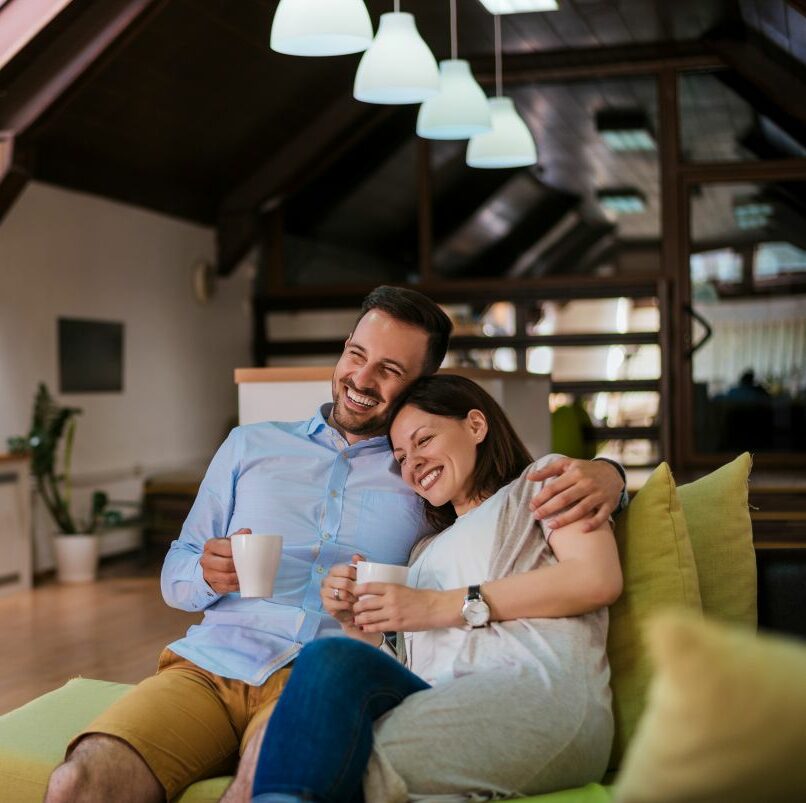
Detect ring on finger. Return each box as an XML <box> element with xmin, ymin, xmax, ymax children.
<box><xmin>332</xmin><ymin>587</ymin><xmax>341</xmax><ymax>601</ymax></box>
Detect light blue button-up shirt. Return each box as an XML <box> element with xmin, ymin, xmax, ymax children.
<box><xmin>161</xmin><ymin>404</ymin><xmax>429</xmax><ymax>685</ymax></box>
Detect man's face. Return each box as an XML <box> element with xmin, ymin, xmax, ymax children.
<box><xmin>330</xmin><ymin>310</ymin><xmax>430</xmax><ymax>442</ymax></box>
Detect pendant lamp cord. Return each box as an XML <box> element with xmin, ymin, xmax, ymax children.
<box><xmin>494</xmin><ymin>14</ymin><xmax>502</xmax><ymax>98</ymax></box>
<box><xmin>450</xmin><ymin>0</ymin><xmax>457</xmax><ymax>60</ymax></box>
<box><xmin>394</xmin><ymin>0</ymin><xmax>400</xmax><ymax>12</ymax></box>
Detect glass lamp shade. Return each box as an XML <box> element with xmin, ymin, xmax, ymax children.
<box><xmin>354</xmin><ymin>12</ymin><xmax>439</xmax><ymax>105</ymax></box>
<box><xmin>416</xmin><ymin>60</ymin><xmax>492</xmax><ymax>140</ymax></box>
<box><xmin>466</xmin><ymin>97</ymin><xmax>537</xmax><ymax>168</ymax></box>
<box><xmin>270</xmin><ymin>0</ymin><xmax>373</xmax><ymax>57</ymax></box>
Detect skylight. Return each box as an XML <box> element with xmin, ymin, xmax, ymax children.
<box><xmin>598</xmin><ymin>189</ymin><xmax>647</xmax><ymax>215</ymax></box>
<box><xmin>477</xmin><ymin>0</ymin><xmax>559</xmax><ymax>14</ymax></box>
<box><xmin>596</xmin><ymin>109</ymin><xmax>656</xmax><ymax>153</ymax></box>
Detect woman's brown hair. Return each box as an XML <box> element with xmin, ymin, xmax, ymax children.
<box><xmin>387</xmin><ymin>374</ymin><xmax>532</xmax><ymax>531</ymax></box>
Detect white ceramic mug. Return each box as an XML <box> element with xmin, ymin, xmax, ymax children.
<box><xmin>230</xmin><ymin>533</ymin><xmax>283</xmax><ymax>598</ymax></box>
<box><xmin>354</xmin><ymin>561</ymin><xmax>410</xmax><ymax>598</ymax></box>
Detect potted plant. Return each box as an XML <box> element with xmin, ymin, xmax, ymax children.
<box><xmin>7</xmin><ymin>384</ymin><xmax>111</xmax><ymax>583</ymax></box>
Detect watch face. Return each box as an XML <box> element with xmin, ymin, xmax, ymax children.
<box><xmin>464</xmin><ymin>599</ymin><xmax>490</xmax><ymax>627</ymax></box>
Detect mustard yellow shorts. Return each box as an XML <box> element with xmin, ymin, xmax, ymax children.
<box><xmin>67</xmin><ymin>649</ymin><xmax>293</xmax><ymax>800</ymax></box>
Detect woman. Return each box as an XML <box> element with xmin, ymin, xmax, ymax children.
<box><xmin>247</xmin><ymin>375</ymin><xmax>622</xmax><ymax>803</ymax></box>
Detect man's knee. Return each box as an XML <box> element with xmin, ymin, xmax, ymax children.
<box><xmin>45</xmin><ymin>759</ymin><xmax>87</xmax><ymax>803</ymax></box>
<box><xmin>45</xmin><ymin>733</ymin><xmax>163</xmax><ymax>803</ymax></box>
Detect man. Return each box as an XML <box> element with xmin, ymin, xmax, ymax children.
<box><xmin>46</xmin><ymin>286</ymin><xmax>625</xmax><ymax>803</ymax></box>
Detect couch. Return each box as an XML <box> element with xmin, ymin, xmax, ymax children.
<box><xmin>1</xmin><ymin>453</ymin><xmax>799</xmax><ymax>802</ymax></box>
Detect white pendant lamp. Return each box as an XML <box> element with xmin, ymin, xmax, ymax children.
<box><xmin>354</xmin><ymin>4</ymin><xmax>439</xmax><ymax>105</ymax></box>
<box><xmin>467</xmin><ymin>97</ymin><xmax>537</xmax><ymax>167</ymax></box>
<box><xmin>467</xmin><ymin>15</ymin><xmax>537</xmax><ymax>168</ymax></box>
<box><xmin>270</xmin><ymin>0</ymin><xmax>373</xmax><ymax>57</ymax></box>
<box><xmin>417</xmin><ymin>0</ymin><xmax>491</xmax><ymax>139</ymax></box>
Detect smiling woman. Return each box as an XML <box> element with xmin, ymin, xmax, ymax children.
<box><xmin>388</xmin><ymin>373</ymin><xmax>532</xmax><ymax>528</ymax></box>
<box><xmin>243</xmin><ymin>373</ymin><xmax>623</xmax><ymax>803</ymax></box>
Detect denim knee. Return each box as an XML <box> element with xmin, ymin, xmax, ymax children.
<box><xmin>295</xmin><ymin>638</ymin><xmax>380</xmax><ymax>684</ymax></box>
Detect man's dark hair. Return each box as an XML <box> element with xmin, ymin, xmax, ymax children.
<box><xmin>387</xmin><ymin>374</ymin><xmax>532</xmax><ymax>531</ymax></box>
<box><xmin>355</xmin><ymin>286</ymin><xmax>453</xmax><ymax>376</ymax></box>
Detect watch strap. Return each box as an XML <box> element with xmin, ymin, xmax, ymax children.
<box><xmin>466</xmin><ymin>584</ymin><xmax>482</xmax><ymax>601</ymax></box>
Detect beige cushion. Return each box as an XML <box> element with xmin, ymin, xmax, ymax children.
<box><xmin>677</xmin><ymin>453</ymin><xmax>756</xmax><ymax>628</ymax></box>
<box><xmin>614</xmin><ymin>612</ymin><xmax>806</xmax><ymax>803</ymax></box>
<box><xmin>607</xmin><ymin>464</ymin><xmax>701</xmax><ymax>769</ymax></box>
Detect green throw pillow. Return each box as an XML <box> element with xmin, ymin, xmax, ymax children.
<box><xmin>677</xmin><ymin>453</ymin><xmax>756</xmax><ymax>629</ymax></box>
<box><xmin>614</xmin><ymin>613</ymin><xmax>806</xmax><ymax>803</ymax></box>
<box><xmin>607</xmin><ymin>463</ymin><xmax>702</xmax><ymax>770</ymax></box>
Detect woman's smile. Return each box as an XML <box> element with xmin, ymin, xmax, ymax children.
<box><xmin>391</xmin><ymin>405</ymin><xmax>486</xmax><ymax>515</ymax></box>
<box><xmin>417</xmin><ymin>466</ymin><xmax>443</xmax><ymax>491</ymax></box>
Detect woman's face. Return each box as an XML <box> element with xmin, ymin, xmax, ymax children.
<box><xmin>390</xmin><ymin>404</ymin><xmax>488</xmax><ymax>516</ymax></box>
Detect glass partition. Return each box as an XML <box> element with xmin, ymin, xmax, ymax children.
<box><xmin>679</xmin><ymin>70</ymin><xmax>806</xmax><ymax>163</ymax></box>
<box><xmin>688</xmin><ymin>180</ymin><xmax>806</xmax><ymax>454</ymax></box>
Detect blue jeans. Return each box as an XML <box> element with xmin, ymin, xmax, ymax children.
<box><xmin>251</xmin><ymin>637</ymin><xmax>430</xmax><ymax>803</ymax></box>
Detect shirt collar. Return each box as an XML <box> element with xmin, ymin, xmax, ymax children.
<box><xmin>307</xmin><ymin>403</ymin><xmax>390</xmax><ymax>452</ymax></box>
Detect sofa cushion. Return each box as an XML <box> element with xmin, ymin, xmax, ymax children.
<box><xmin>606</xmin><ymin>463</ymin><xmax>701</xmax><ymax>770</ymax></box>
<box><xmin>0</xmin><ymin>675</ymin><xmax>609</xmax><ymax>803</ymax></box>
<box><xmin>613</xmin><ymin>612</ymin><xmax>806</xmax><ymax>803</ymax></box>
<box><xmin>677</xmin><ymin>452</ymin><xmax>756</xmax><ymax>629</ymax></box>
<box><xmin>0</xmin><ymin>678</ymin><xmax>230</xmax><ymax>803</ymax></box>
<box><xmin>520</xmin><ymin>784</ymin><xmax>613</xmax><ymax>802</ymax></box>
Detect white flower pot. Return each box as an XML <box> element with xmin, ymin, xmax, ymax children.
<box><xmin>53</xmin><ymin>534</ymin><xmax>100</xmax><ymax>584</ymax></box>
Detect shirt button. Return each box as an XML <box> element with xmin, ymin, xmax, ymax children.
<box><xmin>322</xmin><ymin>532</ymin><xmax>331</xmax><ymax>541</ymax></box>
<box><xmin>330</xmin><ymin>490</ymin><xmax>338</xmax><ymax>498</ymax></box>
<box><xmin>315</xmin><ymin>566</ymin><xmax>325</xmax><ymax>574</ymax></box>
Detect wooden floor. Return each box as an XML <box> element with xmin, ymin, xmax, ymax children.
<box><xmin>0</xmin><ymin>556</ymin><xmax>201</xmax><ymax>715</ymax></box>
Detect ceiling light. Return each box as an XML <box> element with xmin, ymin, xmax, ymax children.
<box><xmin>354</xmin><ymin>11</ymin><xmax>439</xmax><ymax>104</ymax></box>
<box><xmin>598</xmin><ymin>188</ymin><xmax>647</xmax><ymax>215</ymax></box>
<box><xmin>467</xmin><ymin>97</ymin><xmax>537</xmax><ymax>167</ymax></box>
<box><xmin>270</xmin><ymin>0</ymin><xmax>373</xmax><ymax>57</ymax></box>
<box><xmin>596</xmin><ymin>110</ymin><xmax>656</xmax><ymax>152</ymax></box>
<box><xmin>477</xmin><ymin>0</ymin><xmax>559</xmax><ymax>13</ymax></box>
<box><xmin>418</xmin><ymin>60</ymin><xmax>492</xmax><ymax>138</ymax></box>
<box><xmin>466</xmin><ymin>14</ymin><xmax>537</xmax><ymax>168</ymax></box>
<box><xmin>417</xmin><ymin>1</ymin><xmax>491</xmax><ymax>139</ymax></box>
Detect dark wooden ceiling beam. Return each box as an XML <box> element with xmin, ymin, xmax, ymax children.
<box><xmin>283</xmin><ymin>108</ymin><xmax>416</xmax><ymax>235</ymax></box>
<box><xmin>0</xmin><ymin>0</ymin><xmax>167</xmax><ymax>223</ymax></box>
<box><xmin>216</xmin><ymin>101</ymin><xmax>395</xmax><ymax>276</ymax></box>
<box><xmin>438</xmin><ymin>188</ymin><xmax>579</xmax><ymax>279</ymax></box>
<box><xmin>254</xmin><ymin>274</ymin><xmax>661</xmax><ymax>310</ymax></box>
<box><xmin>467</xmin><ymin>40</ymin><xmax>722</xmax><ymax>86</ymax></box>
<box><xmin>787</xmin><ymin>1</ymin><xmax>806</xmax><ymax>18</ymax></box>
<box><xmin>0</xmin><ymin>0</ymin><xmax>166</xmax><ymax>134</ymax></box>
<box><xmin>528</xmin><ymin>218</ymin><xmax>616</xmax><ymax>278</ymax></box>
<box><xmin>0</xmin><ymin>136</ymin><xmax>29</xmax><ymax>221</ymax></box>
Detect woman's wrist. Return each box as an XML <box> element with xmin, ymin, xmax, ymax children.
<box><xmin>434</xmin><ymin>588</ymin><xmax>467</xmax><ymax>629</ymax></box>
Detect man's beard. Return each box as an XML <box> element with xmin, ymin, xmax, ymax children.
<box><xmin>331</xmin><ymin>381</ymin><xmax>388</xmax><ymax>437</ymax></box>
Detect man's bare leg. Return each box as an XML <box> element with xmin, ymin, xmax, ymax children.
<box><xmin>45</xmin><ymin>734</ymin><xmax>164</xmax><ymax>803</ymax></box>
<box><xmin>220</xmin><ymin>720</ymin><xmax>267</xmax><ymax>803</ymax></box>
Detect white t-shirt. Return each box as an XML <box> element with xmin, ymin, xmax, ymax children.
<box><xmin>405</xmin><ymin>484</ymin><xmax>511</xmax><ymax>685</ymax></box>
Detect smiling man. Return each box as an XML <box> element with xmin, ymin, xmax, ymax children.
<box><xmin>45</xmin><ymin>286</ymin><xmax>626</xmax><ymax>803</ymax></box>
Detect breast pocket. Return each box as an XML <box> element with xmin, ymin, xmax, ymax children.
<box><xmin>356</xmin><ymin>490</ymin><xmax>423</xmax><ymax>565</ymax></box>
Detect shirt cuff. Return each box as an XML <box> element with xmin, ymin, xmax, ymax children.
<box><xmin>192</xmin><ymin>559</ymin><xmax>221</xmax><ymax>608</ymax></box>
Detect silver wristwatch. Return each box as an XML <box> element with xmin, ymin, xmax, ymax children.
<box><xmin>461</xmin><ymin>584</ymin><xmax>490</xmax><ymax>629</ymax></box>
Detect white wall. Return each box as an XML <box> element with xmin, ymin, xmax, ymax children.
<box><xmin>0</xmin><ymin>183</ymin><xmax>252</xmax><ymax>571</ymax></box>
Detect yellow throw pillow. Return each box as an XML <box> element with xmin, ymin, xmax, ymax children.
<box><xmin>614</xmin><ymin>612</ymin><xmax>806</xmax><ymax>803</ymax></box>
<box><xmin>607</xmin><ymin>463</ymin><xmax>701</xmax><ymax>769</ymax></box>
<box><xmin>677</xmin><ymin>453</ymin><xmax>756</xmax><ymax>629</ymax></box>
